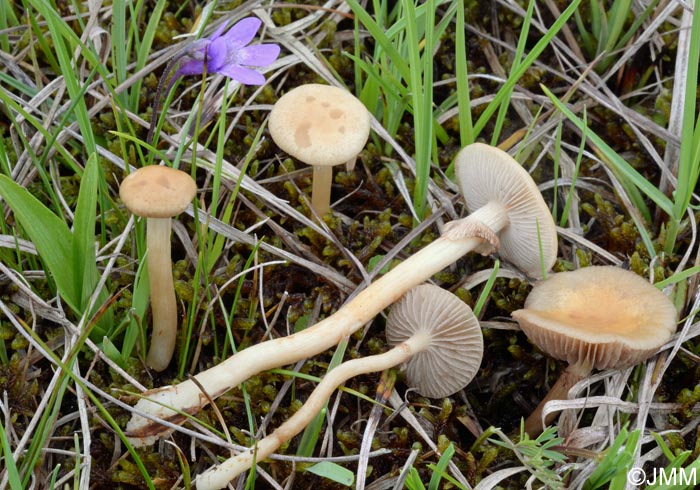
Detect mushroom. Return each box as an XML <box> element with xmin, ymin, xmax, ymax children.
<box><xmin>268</xmin><ymin>84</ymin><xmax>371</xmax><ymax>216</ymax></box>
<box><xmin>512</xmin><ymin>266</ymin><xmax>677</xmax><ymax>436</ymax></box>
<box><xmin>119</xmin><ymin>165</ymin><xmax>197</xmax><ymax>371</ymax></box>
<box><xmin>195</xmin><ymin>284</ymin><xmax>483</xmax><ymax>490</ymax></box>
<box><xmin>125</xmin><ymin>143</ymin><xmax>557</xmax><ymax>445</ymax></box>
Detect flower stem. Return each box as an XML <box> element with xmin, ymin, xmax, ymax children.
<box><xmin>147</xmin><ymin>54</ymin><xmax>186</xmax><ymax>145</ymax></box>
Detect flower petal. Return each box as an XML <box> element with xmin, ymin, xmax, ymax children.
<box><xmin>208</xmin><ymin>22</ymin><xmax>229</xmax><ymax>41</ymax></box>
<box><xmin>237</xmin><ymin>44</ymin><xmax>281</xmax><ymax>67</ymax></box>
<box><xmin>206</xmin><ymin>37</ymin><xmax>228</xmax><ymax>71</ymax></box>
<box><xmin>217</xmin><ymin>64</ymin><xmax>266</xmax><ymax>85</ymax></box>
<box><xmin>221</xmin><ymin>17</ymin><xmax>261</xmax><ymax>48</ymax></box>
<box><xmin>174</xmin><ymin>59</ymin><xmax>206</xmax><ymax>77</ymax></box>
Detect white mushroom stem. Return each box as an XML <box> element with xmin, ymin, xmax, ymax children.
<box><xmin>523</xmin><ymin>361</ymin><xmax>592</xmax><ymax>437</ymax></box>
<box><xmin>145</xmin><ymin>217</ymin><xmax>178</xmax><ymax>372</ymax></box>
<box><xmin>195</xmin><ymin>332</ymin><xmax>432</xmax><ymax>490</ymax></box>
<box><xmin>126</xmin><ymin>201</ymin><xmax>509</xmax><ymax>444</ymax></box>
<box><xmin>311</xmin><ymin>165</ymin><xmax>333</xmax><ymax>216</ymax></box>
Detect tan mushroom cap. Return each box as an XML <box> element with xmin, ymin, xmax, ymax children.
<box><xmin>454</xmin><ymin>143</ymin><xmax>558</xmax><ymax>278</ymax></box>
<box><xmin>120</xmin><ymin>166</ymin><xmax>197</xmax><ymax>218</ymax></box>
<box><xmin>386</xmin><ymin>284</ymin><xmax>483</xmax><ymax>398</ymax></box>
<box><xmin>268</xmin><ymin>84</ymin><xmax>371</xmax><ymax>167</ymax></box>
<box><xmin>512</xmin><ymin>266</ymin><xmax>677</xmax><ymax>370</ymax></box>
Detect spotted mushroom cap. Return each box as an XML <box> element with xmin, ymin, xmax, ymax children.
<box><xmin>119</xmin><ymin>165</ymin><xmax>197</xmax><ymax>218</ymax></box>
<box><xmin>268</xmin><ymin>84</ymin><xmax>371</xmax><ymax>167</ymax></box>
<box><xmin>512</xmin><ymin>266</ymin><xmax>677</xmax><ymax>370</ymax></box>
<box><xmin>386</xmin><ymin>284</ymin><xmax>483</xmax><ymax>398</ymax></box>
<box><xmin>454</xmin><ymin>143</ymin><xmax>558</xmax><ymax>278</ymax></box>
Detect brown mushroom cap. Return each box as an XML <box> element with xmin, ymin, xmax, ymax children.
<box><xmin>268</xmin><ymin>84</ymin><xmax>371</xmax><ymax>167</ymax></box>
<box><xmin>512</xmin><ymin>266</ymin><xmax>677</xmax><ymax>370</ymax></box>
<box><xmin>385</xmin><ymin>284</ymin><xmax>483</xmax><ymax>398</ymax></box>
<box><xmin>454</xmin><ymin>143</ymin><xmax>558</xmax><ymax>278</ymax></box>
<box><xmin>120</xmin><ymin>166</ymin><xmax>197</xmax><ymax>218</ymax></box>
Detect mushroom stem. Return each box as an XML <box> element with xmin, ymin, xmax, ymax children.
<box><xmin>311</xmin><ymin>165</ymin><xmax>333</xmax><ymax>216</ymax></box>
<box><xmin>126</xmin><ymin>201</ymin><xmax>510</xmax><ymax>444</ymax></box>
<box><xmin>195</xmin><ymin>333</ymin><xmax>432</xmax><ymax>490</ymax></box>
<box><xmin>145</xmin><ymin>217</ymin><xmax>178</xmax><ymax>372</ymax></box>
<box><xmin>523</xmin><ymin>361</ymin><xmax>592</xmax><ymax>437</ymax></box>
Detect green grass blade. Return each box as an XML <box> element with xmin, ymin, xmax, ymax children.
<box><xmin>403</xmin><ymin>0</ymin><xmax>435</xmax><ymax>220</ymax></box>
<box><xmin>129</xmin><ymin>0</ymin><xmax>167</xmax><ymax>110</ymax></box>
<box><xmin>428</xmin><ymin>443</ymin><xmax>455</xmax><ymax>490</ymax></box>
<box><xmin>305</xmin><ymin>461</ymin><xmax>354</xmax><ymax>486</ymax></box>
<box><xmin>603</xmin><ymin>0</ymin><xmax>632</xmax><ymax>56</ymax></box>
<box><xmin>490</xmin><ymin>0</ymin><xmax>535</xmax><ymax>146</ymax></box>
<box><xmin>473</xmin><ymin>0</ymin><xmax>582</xmax><ymax>138</ymax></box>
<box><xmin>72</xmin><ymin>154</ymin><xmax>113</xmax><ymax>335</ymax></box>
<box><xmin>36</xmin><ymin>0</ymin><xmax>96</xmax><ymax>155</ymax></box>
<box><xmin>666</xmin><ymin>0</ymin><xmax>700</xmax><ymax>252</ymax></box>
<box><xmin>474</xmin><ymin>260</ymin><xmax>499</xmax><ymax>317</ymax></box>
<box><xmin>0</xmin><ymin>175</ymin><xmax>78</xmax><ymax>310</ymax></box>
<box><xmin>0</xmin><ymin>2</ymin><xmax>17</xmax><ymax>52</ymax></box>
<box><xmin>560</xmin><ymin>107</ymin><xmax>588</xmax><ymax>227</ymax></box>
<box><xmin>0</xmin><ymin>419</ymin><xmax>23</xmax><ymax>490</ymax></box>
<box><xmin>541</xmin><ymin>85</ymin><xmax>673</xmax><ymax>216</ymax></box>
<box><xmin>455</xmin><ymin>0</ymin><xmax>473</xmax><ymax>146</ymax></box>
<box><xmin>344</xmin><ymin>0</ymin><xmax>411</xmax><ymax>83</ymax></box>
<box><xmin>590</xmin><ymin>0</ymin><xmax>603</xmax><ymax>52</ymax></box>
<box><xmin>72</xmin><ymin>155</ymin><xmax>99</xmax><ymax>310</ymax></box>
<box><xmin>574</xmin><ymin>8</ymin><xmax>594</xmax><ymax>56</ymax></box>
<box><xmin>583</xmin><ymin>426</ymin><xmax>637</xmax><ymax>490</ymax></box>
<box><xmin>111</xmin><ymin>0</ymin><xmax>128</xmax><ymax>104</ymax></box>
<box><xmin>24</xmin><ymin>7</ymin><xmax>60</xmax><ymax>74</ymax></box>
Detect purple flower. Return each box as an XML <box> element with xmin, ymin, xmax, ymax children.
<box><xmin>174</xmin><ymin>17</ymin><xmax>280</xmax><ymax>85</ymax></box>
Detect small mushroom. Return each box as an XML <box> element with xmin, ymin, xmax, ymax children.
<box><xmin>268</xmin><ymin>84</ymin><xmax>371</xmax><ymax>216</ymax></box>
<box><xmin>119</xmin><ymin>165</ymin><xmax>197</xmax><ymax>371</ymax></box>
<box><xmin>195</xmin><ymin>284</ymin><xmax>482</xmax><ymax>490</ymax></box>
<box><xmin>385</xmin><ymin>284</ymin><xmax>483</xmax><ymax>398</ymax></box>
<box><xmin>125</xmin><ymin>143</ymin><xmax>557</xmax><ymax>445</ymax></box>
<box><xmin>512</xmin><ymin>266</ymin><xmax>677</xmax><ymax>436</ymax></box>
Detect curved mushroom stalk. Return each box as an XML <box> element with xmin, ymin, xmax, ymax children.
<box><xmin>195</xmin><ymin>285</ymin><xmax>483</xmax><ymax>490</ymax></box>
<box><xmin>125</xmin><ymin>143</ymin><xmax>558</xmax><ymax>445</ymax></box>
<box><xmin>196</xmin><ymin>336</ymin><xmax>429</xmax><ymax>490</ymax></box>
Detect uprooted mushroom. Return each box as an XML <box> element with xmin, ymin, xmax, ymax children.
<box><xmin>125</xmin><ymin>142</ymin><xmax>558</xmax><ymax>445</ymax></box>
<box><xmin>195</xmin><ymin>284</ymin><xmax>483</xmax><ymax>490</ymax></box>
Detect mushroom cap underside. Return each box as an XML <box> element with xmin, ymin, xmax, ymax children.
<box><xmin>512</xmin><ymin>266</ymin><xmax>677</xmax><ymax>369</ymax></box>
<box><xmin>386</xmin><ymin>284</ymin><xmax>483</xmax><ymax>398</ymax></box>
<box><xmin>119</xmin><ymin>165</ymin><xmax>197</xmax><ymax>218</ymax></box>
<box><xmin>269</xmin><ymin>84</ymin><xmax>371</xmax><ymax>167</ymax></box>
<box><xmin>454</xmin><ymin>143</ymin><xmax>558</xmax><ymax>278</ymax></box>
